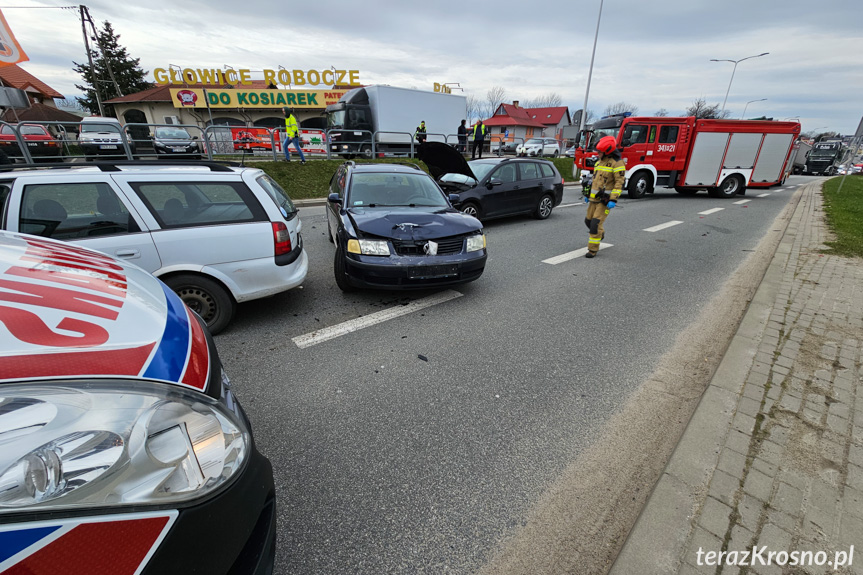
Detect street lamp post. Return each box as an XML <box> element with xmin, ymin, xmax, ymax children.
<box><xmin>710</xmin><ymin>52</ymin><xmax>769</xmax><ymax>114</ymax></box>
<box><xmin>741</xmin><ymin>98</ymin><xmax>767</xmax><ymax>119</ymax></box>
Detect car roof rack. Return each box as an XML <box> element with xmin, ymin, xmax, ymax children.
<box><xmin>0</xmin><ymin>159</ymin><xmax>242</xmax><ymax>173</ymax></box>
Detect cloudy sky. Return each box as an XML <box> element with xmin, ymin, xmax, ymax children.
<box><xmin>4</xmin><ymin>0</ymin><xmax>862</xmax><ymax>134</ymax></box>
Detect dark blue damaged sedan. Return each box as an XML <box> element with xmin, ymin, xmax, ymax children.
<box><xmin>324</xmin><ymin>160</ymin><xmax>487</xmax><ymax>292</ymax></box>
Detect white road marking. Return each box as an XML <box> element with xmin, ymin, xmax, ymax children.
<box><xmin>757</xmin><ymin>193</ymin><xmax>771</xmax><ymax>198</ymax></box>
<box><xmin>699</xmin><ymin>207</ymin><xmax>725</xmax><ymax>215</ymax></box>
<box><xmin>643</xmin><ymin>220</ymin><xmax>683</xmax><ymax>233</ymax></box>
<box><xmin>292</xmin><ymin>289</ymin><xmax>463</xmax><ymax>348</ymax></box>
<box><xmin>542</xmin><ymin>243</ymin><xmax>613</xmax><ymax>265</ymax></box>
<box><xmin>734</xmin><ymin>199</ymin><xmax>751</xmax><ymax>205</ymax></box>
<box><xmin>558</xmin><ymin>202</ymin><xmax>581</xmax><ymax>209</ymax></box>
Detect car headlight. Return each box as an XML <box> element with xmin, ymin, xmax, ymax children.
<box><xmin>466</xmin><ymin>234</ymin><xmax>486</xmax><ymax>252</ymax></box>
<box><xmin>347</xmin><ymin>239</ymin><xmax>391</xmax><ymax>256</ymax></box>
<box><xmin>0</xmin><ymin>380</ymin><xmax>248</xmax><ymax>514</ymax></box>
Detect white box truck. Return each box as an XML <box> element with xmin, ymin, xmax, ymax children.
<box><xmin>326</xmin><ymin>85</ymin><xmax>466</xmax><ymax>158</ymax></box>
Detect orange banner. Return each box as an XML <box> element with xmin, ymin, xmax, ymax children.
<box><xmin>0</xmin><ymin>10</ymin><xmax>28</xmax><ymax>67</ymax></box>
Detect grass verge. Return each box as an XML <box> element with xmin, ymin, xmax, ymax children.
<box><xmin>821</xmin><ymin>175</ymin><xmax>863</xmax><ymax>258</ymax></box>
<box><xmin>246</xmin><ymin>155</ymin><xmax>577</xmax><ymax>201</ymax></box>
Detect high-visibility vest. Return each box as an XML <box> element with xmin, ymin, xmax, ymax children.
<box><xmin>473</xmin><ymin>124</ymin><xmax>487</xmax><ymax>138</ymax></box>
<box><xmin>284</xmin><ymin>115</ymin><xmax>299</xmax><ymax>138</ymax></box>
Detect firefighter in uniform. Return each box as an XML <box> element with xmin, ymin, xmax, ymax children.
<box><xmin>583</xmin><ymin>136</ymin><xmax>625</xmax><ymax>258</ymax></box>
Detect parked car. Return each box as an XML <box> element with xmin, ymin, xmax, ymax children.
<box><xmin>0</xmin><ymin>230</ymin><xmax>276</xmax><ymax>574</ymax></box>
<box><xmin>0</xmin><ymin>161</ymin><xmax>308</xmax><ymax>334</ymax></box>
<box><xmin>516</xmin><ymin>138</ymin><xmax>560</xmax><ymax>158</ymax></box>
<box><xmin>152</xmin><ymin>126</ymin><xmax>203</xmax><ymax>159</ymax></box>
<box><xmin>325</xmin><ymin>161</ymin><xmax>487</xmax><ymax>291</ymax></box>
<box><xmin>497</xmin><ymin>140</ymin><xmax>520</xmax><ymax>155</ymax></box>
<box><xmin>78</xmin><ymin>116</ymin><xmax>136</xmax><ymax>159</ymax></box>
<box><xmin>564</xmin><ymin>145</ymin><xmax>576</xmax><ymax>158</ymax></box>
<box><xmin>419</xmin><ymin>141</ymin><xmax>564</xmax><ymax>221</ymax></box>
<box><xmin>0</xmin><ymin>124</ymin><xmax>62</xmax><ymax>162</ymax></box>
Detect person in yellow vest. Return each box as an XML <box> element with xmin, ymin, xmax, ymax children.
<box><xmin>415</xmin><ymin>120</ymin><xmax>427</xmax><ymax>144</ymax></box>
<box><xmin>283</xmin><ymin>107</ymin><xmax>305</xmax><ymax>164</ymax></box>
<box><xmin>471</xmin><ymin>120</ymin><xmax>488</xmax><ymax>159</ymax></box>
<box><xmin>583</xmin><ymin>136</ymin><xmax>625</xmax><ymax>258</ymax></box>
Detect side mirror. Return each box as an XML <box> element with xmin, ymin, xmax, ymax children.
<box><xmin>193</xmin><ymin>135</ymin><xmax>199</xmax><ymax>140</ymax></box>
<box><xmin>328</xmin><ymin>192</ymin><xmax>342</xmax><ymax>204</ymax></box>
<box><xmin>448</xmin><ymin>193</ymin><xmax>460</xmax><ymax>204</ymax></box>
<box><xmin>622</xmin><ymin>139</ymin><xmax>632</xmax><ymax>147</ymax></box>
<box><xmin>487</xmin><ymin>178</ymin><xmax>502</xmax><ymax>188</ymax></box>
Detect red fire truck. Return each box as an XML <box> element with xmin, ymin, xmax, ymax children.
<box><xmin>574</xmin><ymin>115</ymin><xmax>801</xmax><ymax>198</ymax></box>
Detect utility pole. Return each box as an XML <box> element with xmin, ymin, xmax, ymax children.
<box><xmin>80</xmin><ymin>5</ymin><xmax>104</xmax><ymax>116</ymax></box>
<box><xmin>82</xmin><ymin>5</ymin><xmax>123</xmax><ymax>99</ymax></box>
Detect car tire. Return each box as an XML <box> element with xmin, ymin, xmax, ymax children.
<box><xmin>552</xmin><ymin>150</ymin><xmax>559</xmax><ymax>157</ymax></box>
<box><xmin>164</xmin><ymin>274</ymin><xmax>236</xmax><ymax>335</ymax></box>
<box><xmin>627</xmin><ymin>171</ymin><xmax>652</xmax><ymax>199</ymax></box>
<box><xmin>360</xmin><ymin>145</ymin><xmax>373</xmax><ymax>159</ymax></box>
<box><xmin>534</xmin><ymin>194</ymin><xmax>554</xmax><ymax>220</ymax></box>
<box><xmin>709</xmin><ymin>174</ymin><xmax>745</xmax><ymax>198</ymax></box>
<box><xmin>334</xmin><ymin>245</ymin><xmax>356</xmax><ymax>292</ymax></box>
<box><xmin>460</xmin><ymin>201</ymin><xmax>482</xmax><ymax>219</ymax></box>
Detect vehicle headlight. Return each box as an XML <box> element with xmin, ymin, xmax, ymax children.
<box><xmin>0</xmin><ymin>380</ymin><xmax>248</xmax><ymax>514</ymax></box>
<box><xmin>347</xmin><ymin>239</ymin><xmax>391</xmax><ymax>256</ymax></box>
<box><xmin>466</xmin><ymin>234</ymin><xmax>486</xmax><ymax>252</ymax></box>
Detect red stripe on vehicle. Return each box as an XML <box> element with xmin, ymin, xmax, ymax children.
<box><xmin>0</xmin><ymin>343</ymin><xmax>156</xmax><ymax>381</ymax></box>
<box><xmin>4</xmin><ymin>516</ymin><xmax>170</xmax><ymax>575</ymax></box>
<box><xmin>181</xmin><ymin>307</ymin><xmax>210</xmax><ymax>390</ymax></box>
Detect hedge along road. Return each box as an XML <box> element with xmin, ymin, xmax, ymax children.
<box><xmin>214</xmin><ymin>177</ymin><xmax>809</xmax><ymax>574</ymax></box>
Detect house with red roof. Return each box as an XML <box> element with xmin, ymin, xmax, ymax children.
<box><xmin>0</xmin><ymin>64</ymin><xmax>83</xmax><ymax>126</ymax></box>
<box><xmin>480</xmin><ymin>101</ymin><xmax>571</xmax><ymax>148</ymax></box>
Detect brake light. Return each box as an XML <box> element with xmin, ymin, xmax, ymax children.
<box><xmin>561</xmin><ymin>177</ymin><xmax>565</xmax><ymax>185</ymax></box>
<box><xmin>272</xmin><ymin>222</ymin><xmax>291</xmax><ymax>256</ymax></box>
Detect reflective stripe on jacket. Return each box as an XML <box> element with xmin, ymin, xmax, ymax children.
<box><xmin>285</xmin><ymin>115</ymin><xmax>299</xmax><ymax>138</ymax></box>
<box><xmin>589</xmin><ymin>155</ymin><xmax>626</xmax><ymax>201</ymax></box>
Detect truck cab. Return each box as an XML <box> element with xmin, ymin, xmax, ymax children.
<box><xmin>805</xmin><ymin>141</ymin><xmax>843</xmax><ymax>175</ymax></box>
<box><xmin>326</xmin><ymin>87</ymin><xmax>375</xmax><ymax>158</ymax></box>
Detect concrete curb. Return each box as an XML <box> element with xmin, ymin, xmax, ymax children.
<box><xmin>608</xmin><ymin>181</ymin><xmax>820</xmax><ymax>574</ymax></box>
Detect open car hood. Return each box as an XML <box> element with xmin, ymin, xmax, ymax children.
<box><xmin>418</xmin><ymin>142</ymin><xmax>477</xmax><ymax>181</ymax></box>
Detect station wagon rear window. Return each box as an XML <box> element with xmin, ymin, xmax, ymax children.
<box><xmin>129</xmin><ymin>181</ymin><xmax>267</xmax><ymax>228</ymax></box>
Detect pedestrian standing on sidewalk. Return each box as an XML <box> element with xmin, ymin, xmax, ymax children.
<box><xmin>471</xmin><ymin>119</ymin><xmax>488</xmax><ymax>159</ymax></box>
<box><xmin>283</xmin><ymin>107</ymin><xmax>306</xmax><ymax>164</ymax></box>
<box><xmin>583</xmin><ymin>136</ymin><xmax>624</xmax><ymax>258</ymax></box>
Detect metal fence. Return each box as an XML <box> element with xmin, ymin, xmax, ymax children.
<box><xmin>0</xmin><ymin>119</ymin><xmax>542</xmax><ymax>165</ymax></box>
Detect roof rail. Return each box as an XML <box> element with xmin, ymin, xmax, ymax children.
<box><xmin>0</xmin><ymin>160</ymin><xmax>241</xmax><ymax>173</ymax></box>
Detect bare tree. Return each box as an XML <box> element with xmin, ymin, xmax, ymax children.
<box><xmin>523</xmin><ymin>93</ymin><xmax>564</xmax><ymax>108</ymax></box>
<box><xmin>685</xmin><ymin>97</ymin><xmax>731</xmax><ymax>119</ymax></box>
<box><xmin>465</xmin><ymin>94</ymin><xmax>481</xmax><ymax>124</ymax></box>
<box><xmin>603</xmin><ymin>101</ymin><xmax>639</xmax><ymax>116</ymax></box>
<box><xmin>485</xmin><ymin>86</ymin><xmax>507</xmax><ymax>119</ymax></box>
<box><xmin>654</xmin><ymin>108</ymin><xmax>669</xmax><ymax>117</ymax></box>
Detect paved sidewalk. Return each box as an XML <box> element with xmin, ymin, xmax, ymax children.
<box><xmin>610</xmin><ymin>180</ymin><xmax>863</xmax><ymax>575</ymax></box>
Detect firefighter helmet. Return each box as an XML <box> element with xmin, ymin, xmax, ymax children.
<box><xmin>596</xmin><ymin>136</ymin><xmax>617</xmax><ymax>155</ymax></box>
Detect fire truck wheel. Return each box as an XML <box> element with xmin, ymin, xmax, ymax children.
<box><xmin>711</xmin><ymin>174</ymin><xmax>745</xmax><ymax>198</ymax></box>
<box><xmin>627</xmin><ymin>171</ymin><xmax>653</xmax><ymax>199</ymax></box>
<box><xmin>674</xmin><ymin>187</ymin><xmax>699</xmax><ymax>196</ymax></box>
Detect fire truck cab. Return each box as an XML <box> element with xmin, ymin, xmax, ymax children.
<box><xmin>575</xmin><ymin>115</ymin><xmax>801</xmax><ymax>199</ymax></box>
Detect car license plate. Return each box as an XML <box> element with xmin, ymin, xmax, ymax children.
<box><xmin>99</xmin><ymin>145</ymin><xmax>118</xmax><ymax>150</ymax></box>
<box><xmin>27</xmin><ymin>142</ymin><xmax>37</xmax><ymax>147</ymax></box>
<box><xmin>171</xmin><ymin>147</ymin><xmax>185</xmax><ymax>152</ymax></box>
<box><xmin>408</xmin><ymin>264</ymin><xmax>458</xmax><ymax>279</ymax></box>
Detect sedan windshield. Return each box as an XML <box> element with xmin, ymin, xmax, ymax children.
<box><xmin>347</xmin><ymin>173</ymin><xmax>449</xmax><ymax>208</ymax></box>
<box><xmin>155</xmin><ymin>127</ymin><xmax>192</xmax><ymax>139</ymax></box>
<box><xmin>466</xmin><ymin>161</ymin><xmax>498</xmax><ymax>181</ymax></box>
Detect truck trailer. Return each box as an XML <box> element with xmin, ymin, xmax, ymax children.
<box><xmin>326</xmin><ymin>85</ymin><xmax>467</xmax><ymax>158</ymax></box>
<box><xmin>574</xmin><ymin>115</ymin><xmax>801</xmax><ymax>198</ymax></box>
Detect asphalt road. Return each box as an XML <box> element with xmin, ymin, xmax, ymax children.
<box><xmin>216</xmin><ymin>176</ymin><xmax>809</xmax><ymax>574</ymax></box>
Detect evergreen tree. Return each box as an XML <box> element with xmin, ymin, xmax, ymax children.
<box><xmin>73</xmin><ymin>21</ymin><xmax>152</xmax><ymax>115</ymax></box>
